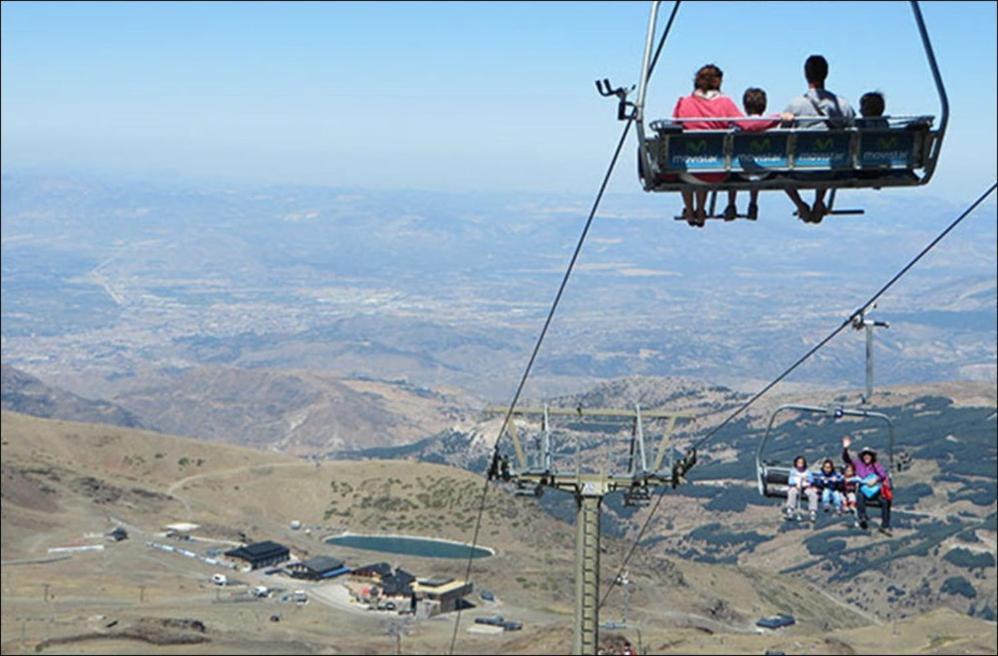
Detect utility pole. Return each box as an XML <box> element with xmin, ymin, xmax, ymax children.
<box><xmin>487</xmin><ymin>405</ymin><xmax>693</xmax><ymax>655</ymax></box>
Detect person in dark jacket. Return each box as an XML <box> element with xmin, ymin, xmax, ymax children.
<box><xmin>814</xmin><ymin>458</ymin><xmax>845</xmax><ymax>514</ymax></box>
<box><xmin>842</xmin><ymin>435</ymin><xmax>892</xmax><ymax>535</ymax></box>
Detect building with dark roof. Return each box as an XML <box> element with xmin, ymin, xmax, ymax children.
<box><xmin>351</xmin><ymin>562</ymin><xmax>392</xmax><ymax>582</ymax></box>
<box><xmin>224</xmin><ymin>541</ymin><xmax>290</xmax><ymax>570</ymax></box>
<box><xmin>380</xmin><ymin>568</ymin><xmax>416</xmax><ymax>597</ymax></box>
<box><xmin>288</xmin><ymin>556</ymin><xmax>350</xmax><ymax>581</ymax></box>
<box><xmin>414</xmin><ymin>578</ymin><xmax>473</xmax><ymax>614</ymax></box>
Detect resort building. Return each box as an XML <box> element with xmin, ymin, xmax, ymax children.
<box><xmin>413</xmin><ymin>577</ymin><xmax>473</xmax><ymax>615</ymax></box>
<box><xmin>224</xmin><ymin>541</ymin><xmax>290</xmax><ymax>570</ymax></box>
<box><xmin>288</xmin><ymin>555</ymin><xmax>350</xmax><ymax>581</ymax></box>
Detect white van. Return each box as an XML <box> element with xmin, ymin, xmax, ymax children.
<box><xmin>211</xmin><ymin>573</ymin><xmax>228</xmax><ymax>586</ymax></box>
<box><xmin>252</xmin><ymin>585</ymin><xmax>269</xmax><ymax>598</ymax></box>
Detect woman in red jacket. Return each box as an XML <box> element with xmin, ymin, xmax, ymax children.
<box><xmin>672</xmin><ymin>64</ymin><xmax>743</xmax><ymax>226</ymax></box>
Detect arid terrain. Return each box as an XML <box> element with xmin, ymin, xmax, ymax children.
<box><xmin>2</xmin><ymin>407</ymin><xmax>995</xmax><ymax>654</ymax></box>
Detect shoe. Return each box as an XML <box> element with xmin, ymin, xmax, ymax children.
<box><xmin>682</xmin><ymin>207</ymin><xmax>696</xmax><ymax>226</ymax></box>
<box><xmin>823</xmin><ymin>506</ymin><xmax>831</xmax><ymax>514</ymax></box>
<box><xmin>859</xmin><ymin>519</ymin><xmax>869</xmax><ymax>530</ymax></box>
<box><xmin>812</xmin><ymin>199</ymin><xmax>828</xmax><ymax>222</ymax></box>
<box><xmin>694</xmin><ymin>207</ymin><xmax>707</xmax><ymax>228</ymax></box>
<box><xmin>879</xmin><ymin>527</ymin><xmax>893</xmax><ymax>537</ymax></box>
<box><xmin>723</xmin><ymin>204</ymin><xmax>737</xmax><ymax>221</ymax></box>
<box><xmin>746</xmin><ymin>203</ymin><xmax>759</xmax><ymax>221</ymax></box>
<box><xmin>794</xmin><ymin>204</ymin><xmax>813</xmax><ymax>223</ymax></box>
<box><xmin>809</xmin><ymin>511</ymin><xmax>817</xmax><ymax>524</ymax></box>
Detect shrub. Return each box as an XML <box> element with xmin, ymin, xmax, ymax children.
<box><xmin>943</xmin><ymin>548</ymin><xmax>995</xmax><ymax>570</ymax></box>
<box><xmin>940</xmin><ymin>576</ymin><xmax>976</xmax><ymax>598</ymax></box>
<box><xmin>804</xmin><ymin>537</ymin><xmax>847</xmax><ymax>556</ymax></box>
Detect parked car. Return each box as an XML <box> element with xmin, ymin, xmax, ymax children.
<box><xmin>251</xmin><ymin>586</ymin><xmax>269</xmax><ymax>598</ymax></box>
<box><xmin>501</xmin><ymin>620</ymin><xmax>522</xmax><ymax>631</ymax></box>
<box><xmin>479</xmin><ymin>590</ymin><xmax>496</xmax><ymax>602</ymax></box>
<box><xmin>211</xmin><ymin>574</ymin><xmax>227</xmax><ymax>586</ymax></box>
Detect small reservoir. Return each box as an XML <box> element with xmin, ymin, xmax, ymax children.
<box><xmin>325</xmin><ymin>534</ymin><xmax>493</xmax><ymax>560</ymax></box>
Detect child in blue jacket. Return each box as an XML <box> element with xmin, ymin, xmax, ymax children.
<box><xmin>814</xmin><ymin>458</ymin><xmax>845</xmax><ymax>514</ymax></box>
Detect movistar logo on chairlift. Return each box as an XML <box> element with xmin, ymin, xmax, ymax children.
<box><xmin>878</xmin><ymin>136</ymin><xmax>899</xmax><ymax>149</ymax></box>
<box><xmin>685</xmin><ymin>140</ymin><xmax>708</xmax><ymax>154</ymax></box>
<box><xmin>749</xmin><ymin>138</ymin><xmax>772</xmax><ymax>153</ymax></box>
<box><xmin>814</xmin><ymin>137</ymin><xmax>835</xmax><ymax>151</ymax></box>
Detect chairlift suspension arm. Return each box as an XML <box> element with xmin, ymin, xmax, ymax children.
<box><xmin>910</xmin><ymin>0</ymin><xmax>949</xmax><ymax>183</ymax></box>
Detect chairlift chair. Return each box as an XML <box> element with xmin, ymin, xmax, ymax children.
<box><xmin>603</xmin><ymin>1</ymin><xmax>949</xmax><ymax>221</ymax></box>
<box><xmin>755</xmin><ymin>404</ymin><xmax>895</xmax><ymax>508</ymax></box>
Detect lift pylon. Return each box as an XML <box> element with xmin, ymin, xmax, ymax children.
<box><xmin>486</xmin><ymin>404</ymin><xmax>692</xmax><ymax>655</ymax></box>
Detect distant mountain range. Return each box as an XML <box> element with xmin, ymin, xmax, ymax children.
<box><xmin>1</xmin><ymin>364</ymin><xmax>143</xmax><ymax>428</ymax></box>
<box><xmin>1</xmin><ymin>364</ymin><xmax>471</xmax><ymax>456</ymax></box>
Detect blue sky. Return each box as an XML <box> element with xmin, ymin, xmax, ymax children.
<box><xmin>2</xmin><ymin>1</ymin><xmax>995</xmax><ymax>201</ymax></box>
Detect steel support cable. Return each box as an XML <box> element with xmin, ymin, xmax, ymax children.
<box><xmin>599</xmin><ymin>181</ymin><xmax>997</xmax><ymax>612</ymax></box>
<box><xmin>447</xmin><ymin>4</ymin><xmax>682</xmax><ymax>653</ymax></box>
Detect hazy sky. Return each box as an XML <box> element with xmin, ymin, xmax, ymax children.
<box><xmin>2</xmin><ymin>1</ymin><xmax>996</xmax><ymax>201</ymax></box>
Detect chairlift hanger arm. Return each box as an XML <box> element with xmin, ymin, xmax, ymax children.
<box><xmin>910</xmin><ymin>0</ymin><xmax>949</xmax><ymax>183</ymax></box>
<box><xmin>754</xmin><ymin>404</ymin><xmax>896</xmax><ymax>475</ymax></box>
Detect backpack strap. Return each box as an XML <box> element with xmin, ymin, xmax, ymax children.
<box><xmin>806</xmin><ymin>95</ymin><xmax>827</xmax><ymax>117</ymax></box>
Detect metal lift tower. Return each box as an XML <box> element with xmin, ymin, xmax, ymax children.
<box><xmin>486</xmin><ymin>405</ymin><xmax>693</xmax><ymax>655</ymax></box>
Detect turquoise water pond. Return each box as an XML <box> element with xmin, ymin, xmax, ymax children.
<box><xmin>325</xmin><ymin>534</ymin><xmax>492</xmax><ymax>560</ymax></box>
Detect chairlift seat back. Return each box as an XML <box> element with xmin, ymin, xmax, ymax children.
<box><xmin>641</xmin><ymin>118</ymin><xmax>937</xmax><ymax>192</ymax></box>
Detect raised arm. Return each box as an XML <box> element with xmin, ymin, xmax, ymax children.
<box><xmin>841</xmin><ymin>435</ymin><xmax>854</xmax><ymax>465</ymax></box>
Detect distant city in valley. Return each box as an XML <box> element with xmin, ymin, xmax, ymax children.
<box><xmin>2</xmin><ymin>173</ymin><xmax>995</xmax><ymax>403</ymax></box>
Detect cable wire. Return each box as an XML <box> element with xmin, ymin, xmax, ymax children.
<box><xmin>599</xmin><ymin>181</ymin><xmax>997</xmax><ymax>612</ymax></box>
<box><xmin>447</xmin><ymin>4</ymin><xmax>683</xmax><ymax>652</ymax></box>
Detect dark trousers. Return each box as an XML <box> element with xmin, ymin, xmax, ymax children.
<box><xmin>856</xmin><ymin>491</ymin><xmax>891</xmax><ymax>528</ymax></box>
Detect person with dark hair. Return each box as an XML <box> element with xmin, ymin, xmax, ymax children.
<box><xmin>784</xmin><ymin>455</ymin><xmax>819</xmax><ymax>523</ymax></box>
<box><xmin>842</xmin><ymin>435</ymin><xmax>892</xmax><ymax>535</ymax></box>
<box><xmin>732</xmin><ymin>88</ymin><xmax>793</xmax><ymax>220</ymax></box>
<box><xmin>783</xmin><ymin>54</ymin><xmax>856</xmax><ymax>223</ymax></box>
<box><xmin>841</xmin><ymin>462</ymin><xmax>859</xmax><ymax>515</ymax></box>
<box><xmin>671</xmin><ymin>63</ymin><xmax>744</xmax><ymax>227</ymax></box>
<box><xmin>814</xmin><ymin>458</ymin><xmax>845</xmax><ymax>514</ymax></box>
<box><xmin>857</xmin><ymin>91</ymin><xmax>888</xmax><ymax>128</ymax></box>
